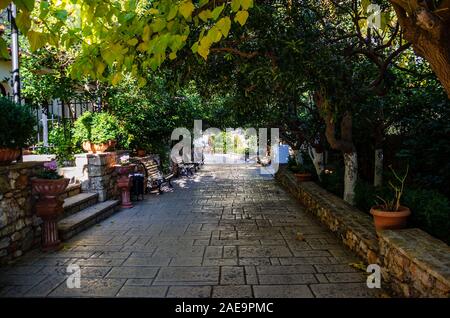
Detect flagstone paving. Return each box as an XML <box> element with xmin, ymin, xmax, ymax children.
<box><xmin>0</xmin><ymin>164</ymin><xmax>383</xmax><ymax>298</ymax></box>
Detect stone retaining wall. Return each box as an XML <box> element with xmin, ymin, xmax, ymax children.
<box><xmin>74</xmin><ymin>151</ymin><xmax>128</xmax><ymax>202</ymax></box>
<box><xmin>0</xmin><ymin>162</ymin><xmax>43</xmax><ymax>264</ymax></box>
<box><xmin>276</xmin><ymin>166</ymin><xmax>449</xmax><ymax>298</ymax></box>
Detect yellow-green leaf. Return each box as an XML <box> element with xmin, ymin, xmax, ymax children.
<box><xmin>198</xmin><ymin>9</ymin><xmax>212</xmax><ymax>22</ymax></box>
<box><xmin>179</xmin><ymin>1</ymin><xmax>195</xmax><ymax>20</ymax></box>
<box><xmin>241</xmin><ymin>0</ymin><xmax>253</xmax><ymax>10</ymax></box>
<box><xmin>234</xmin><ymin>10</ymin><xmax>249</xmax><ymax>26</ymax></box>
<box><xmin>231</xmin><ymin>0</ymin><xmax>241</xmax><ymax>12</ymax></box>
<box><xmin>169</xmin><ymin>52</ymin><xmax>177</xmax><ymax>60</ymax></box>
<box><xmin>16</xmin><ymin>10</ymin><xmax>31</xmax><ymax>34</ymax></box>
<box><xmin>167</xmin><ymin>5</ymin><xmax>178</xmax><ymax>21</ymax></box>
<box><xmin>111</xmin><ymin>73</ymin><xmax>122</xmax><ymax>86</ymax></box>
<box><xmin>216</xmin><ymin>17</ymin><xmax>231</xmax><ymax>37</ymax></box>
<box><xmin>28</xmin><ymin>30</ymin><xmax>46</xmax><ymax>51</ymax></box>
<box><xmin>211</xmin><ymin>4</ymin><xmax>224</xmax><ymax>20</ymax></box>
<box><xmin>127</xmin><ymin>38</ymin><xmax>138</xmax><ymax>46</ymax></box>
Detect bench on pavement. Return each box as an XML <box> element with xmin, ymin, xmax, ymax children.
<box><xmin>131</xmin><ymin>156</ymin><xmax>174</xmax><ymax>194</ymax></box>
<box><xmin>172</xmin><ymin>156</ymin><xmax>196</xmax><ymax>177</ymax></box>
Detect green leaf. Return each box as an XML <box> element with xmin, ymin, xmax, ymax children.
<box><xmin>198</xmin><ymin>9</ymin><xmax>212</xmax><ymax>22</ymax></box>
<box><xmin>16</xmin><ymin>10</ymin><xmax>32</xmax><ymax>34</ymax></box>
<box><xmin>216</xmin><ymin>17</ymin><xmax>231</xmax><ymax>37</ymax></box>
<box><xmin>234</xmin><ymin>10</ymin><xmax>249</xmax><ymax>26</ymax></box>
<box><xmin>15</xmin><ymin>0</ymin><xmax>35</xmax><ymax>11</ymax></box>
<box><xmin>211</xmin><ymin>4</ymin><xmax>225</xmax><ymax>20</ymax></box>
<box><xmin>231</xmin><ymin>0</ymin><xmax>241</xmax><ymax>12</ymax></box>
<box><xmin>179</xmin><ymin>1</ymin><xmax>195</xmax><ymax>20</ymax></box>
<box><xmin>27</xmin><ymin>30</ymin><xmax>46</xmax><ymax>51</ymax></box>
<box><xmin>55</xmin><ymin>9</ymin><xmax>68</xmax><ymax>21</ymax></box>
<box><xmin>167</xmin><ymin>5</ymin><xmax>178</xmax><ymax>21</ymax></box>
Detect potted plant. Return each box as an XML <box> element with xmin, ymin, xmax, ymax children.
<box><xmin>0</xmin><ymin>97</ymin><xmax>35</xmax><ymax>165</ymax></box>
<box><xmin>73</xmin><ymin>111</ymin><xmax>121</xmax><ymax>153</ymax></box>
<box><xmin>288</xmin><ymin>156</ymin><xmax>312</xmax><ymax>181</ymax></box>
<box><xmin>32</xmin><ymin>160</ymin><xmax>69</xmax><ymax>251</ymax></box>
<box><xmin>370</xmin><ymin>165</ymin><xmax>411</xmax><ymax>231</ymax></box>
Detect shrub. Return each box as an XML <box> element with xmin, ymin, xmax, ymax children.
<box><xmin>73</xmin><ymin>111</ymin><xmax>127</xmax><ymax>147</ymax></box>
<box><xmin>0</xmin><ymin>97</ymin><xmax>35</xmax><ymax>148</ymax></box>
<box><xmin>48</xmin><ymin>123</ymin><xmax>81</xmax><ymax>165</ymax></box>
<box><xmin>403</xmin><ymin>189</ymin><xmax>450</xmax><ymax>244</ymax></box>
<box><xmin>319</xmin><ymin>164</ymin><xmax>344</xmax><ymax>197</ymax></box>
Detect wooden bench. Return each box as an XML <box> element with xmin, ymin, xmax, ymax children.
<box><xmin>131</xmin><ymin>157</ymin><xmax>174</xmax><ymax>194</ymax></box>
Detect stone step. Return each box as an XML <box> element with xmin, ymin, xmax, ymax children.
<box><xmin>62</xmin><ymin>192</ymin><xmax>98</xmax><ymax>218</ymax></box>
<box><xmin>58</xmin><ymin>200</ymin><xmax>120</xmax><ymax>241</ymax></box>
<box><xmin>59</xmin><ymin>183</ymin><xmax>82</xmax><ymax>200</ymax></box>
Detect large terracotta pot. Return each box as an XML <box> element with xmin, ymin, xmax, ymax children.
<box><xmin>0</xmin><ymin>148</ymin><xmax>20</xmax><ymax>165</ymax></box>
<box><xmin>82</xmin><ymin>140</ymin><xmax>116</xmax><ymax>154</ymax></box>
<box><xmin>294</xmin><ymin>172</ymin><xmax>312</xmax><ymax>182</ymax></box>
<box><xmin>370</xmin><ymin>205</ymin><xmax>411</xmax><ymax>231</ymax></box>
<box><xmin>32</xmin><ymin>178</ymin><xmax>70</xmax><ymax>198</ymax></box>
<box><xmin>32</xmin><ymin>177</ymin><xmax>69</xmax><ymax>251</ymax></box>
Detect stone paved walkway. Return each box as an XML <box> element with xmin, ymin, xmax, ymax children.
<box><xmin>0</xmin><ymin>164</ymin><xmax>381</xmax><ymax>298</ymax></box>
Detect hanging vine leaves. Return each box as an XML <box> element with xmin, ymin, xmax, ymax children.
<box><xmin>0</xmin><ymin>0</ymin><xmax>253</xmax><ymax>85</ymax></box>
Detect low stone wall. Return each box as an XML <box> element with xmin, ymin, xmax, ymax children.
<box><xmin>276</xmin><ymin>166</ymin><xmax>450</xmax><ymax>298</ymax></box>
<box><xmin>0</xmin><ymin>162</ymin><xmax>43</xmax><ymax>264</ymax></box>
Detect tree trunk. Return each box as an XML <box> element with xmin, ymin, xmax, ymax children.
<box><xmin>391</xmin><ymin>0</ymin><xmax>450</xmax><ymax>98</ymax></box>
<box><xmin>343</xmin><ymin>152</ymin><xmax>358</xmax><ymax>205</ymax></box>
<box><xmin>374</xmin><ymin>148</ymin><xmax>383</xmax><ymax>187</ymax></box>
<box><xmin>293</xmin><ymin>149</ymin><xmax>303</xmax><ymax>165</ymax></box>
<box><xmin>308</xmin><ymin>146</ymin><xmax>324</xmax><ymax>179</ymax></box>
<box><xmin>314</xmin><ymin>92</ymin><xmax>358</xmax><ymax>205</ymax></box>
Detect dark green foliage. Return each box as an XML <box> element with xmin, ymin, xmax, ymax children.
<box><xmin>403</xmin><ymin>189</ymin><xmax>450</xmax><ymax>244</ymax></box>
<box><xmin>319</xmin><ymin>164</ymin><xmax>345</xmax><ymax>197</ymax></box>
<box><xmin>48</xmin><ymin>123</ymin><xmax>81</xmax><ymax>166</ymax></box>
<box><xmin>0</xmin><ymin>97</ymin><xmax>35</xmax><ymax>148</ymax></box>
<box><xmin>73</xmin><ymin>111</ymin><xmax>127</xmax><ymax>147</ymax></box>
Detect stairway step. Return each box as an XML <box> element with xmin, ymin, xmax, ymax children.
<box><xmin>58</xmin><ymin>183</ymin><xmax>81</xmax><ymax>200</ymax></box>
<box><xmin>58</xmin><ymin>200</ymin><xmax>120</xmax><ymax>241</ymax></box>
<box><xmin>62</xmin><ymin>192</ymin><xmax>98</xmax><ymax>218</ymax></box>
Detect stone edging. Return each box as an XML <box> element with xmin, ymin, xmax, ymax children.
<box><xmin>275</xmin><ymin>166</ymin><xmax>450</xmax><ymax>298</ymax></box>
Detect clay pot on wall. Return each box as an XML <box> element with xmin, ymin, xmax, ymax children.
<box><xmin>0</xmin><ymin>148</ymin><xmax>20</xmax><ymax>165</ymax></box>
<box><xmin>294</xmin><ymin>173</ymin><xmax>312</xmax><ymax>182</ymax></box>
<box><xmin>370</xmin><ymin>205</ymin><xmax>411</xmax><ymax>231</ymax></box>
<box><xmin>82</xmin><ymin>140</ymin><xmax>116</xmax><ymax>154</ymax></box>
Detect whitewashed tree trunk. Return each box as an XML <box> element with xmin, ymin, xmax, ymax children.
<box><xmin>293</xmin><ymin>149</ymin><xmax>303</xmax><ymax>165</ymax></box>
<box><xmin>308</xmin><ymin>146</ymin><xmax>324</xmax><ymax>179</ymax></box>
<box><xmin>41</xmin><ymin>107</ymin><xmax>49</xmax><ymax>147</ymax></box>
<box><xmin>374</xmin><ymin>148</ymin><xmax>383</xmax><ymax>187</ymax></box>
<box><xmin>343</xmin><ymin>152</ymin><xmax>358</xmax><ymax>205</ymax></box>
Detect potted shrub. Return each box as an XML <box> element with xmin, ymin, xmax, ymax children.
<box><xmin>370</xmin><ymin>166</ymin><xmax>411</xmax><ymax>231</ymax></box>
<box><xmin>288</xmin><ymin>156</ymin><xmax>312</xmax><ymax>181</ymax></box>
<box><xmin>0</xmin><ymin>97</ymin><xmax>35</xmax><ymax>165</ymax></box>
<box><xmin>73</xmin><ymin>111</ymin><xmax>121</xmax><ymax>153</ymax></box>
<box><xmin>32</xmin><ymin>160</ymin><xmax>69</xmax><ymax>251</ymax></box>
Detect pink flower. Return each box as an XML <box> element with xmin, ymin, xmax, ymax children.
<box><xmin>43</xmin><ymin>160</ymin><xmax>58</xmax><ymax>171</ymax></box>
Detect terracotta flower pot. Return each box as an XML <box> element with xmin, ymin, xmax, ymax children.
<box><xmin>370</xmin><ymin>205</ymin><xmax>411</xmax><ymax>231</ymax></box>
<box><xmin>32</xmin><ymin>178</ymin><xmax>70</xmax><ymax>198</ymax></box>
<box><xmin>82</xmin><ymin>140</ymin><xmax>116</xmax><ymax>154</ymax></box>
<box><xmin>294</xmin><ymin>173</ymin><xmax>312</xmax><ymax>182</ymax></box>
<box><xmin>0</xmin><ymin>148</ymin><xmax>21</xmax><ymax>165</ymax></box>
